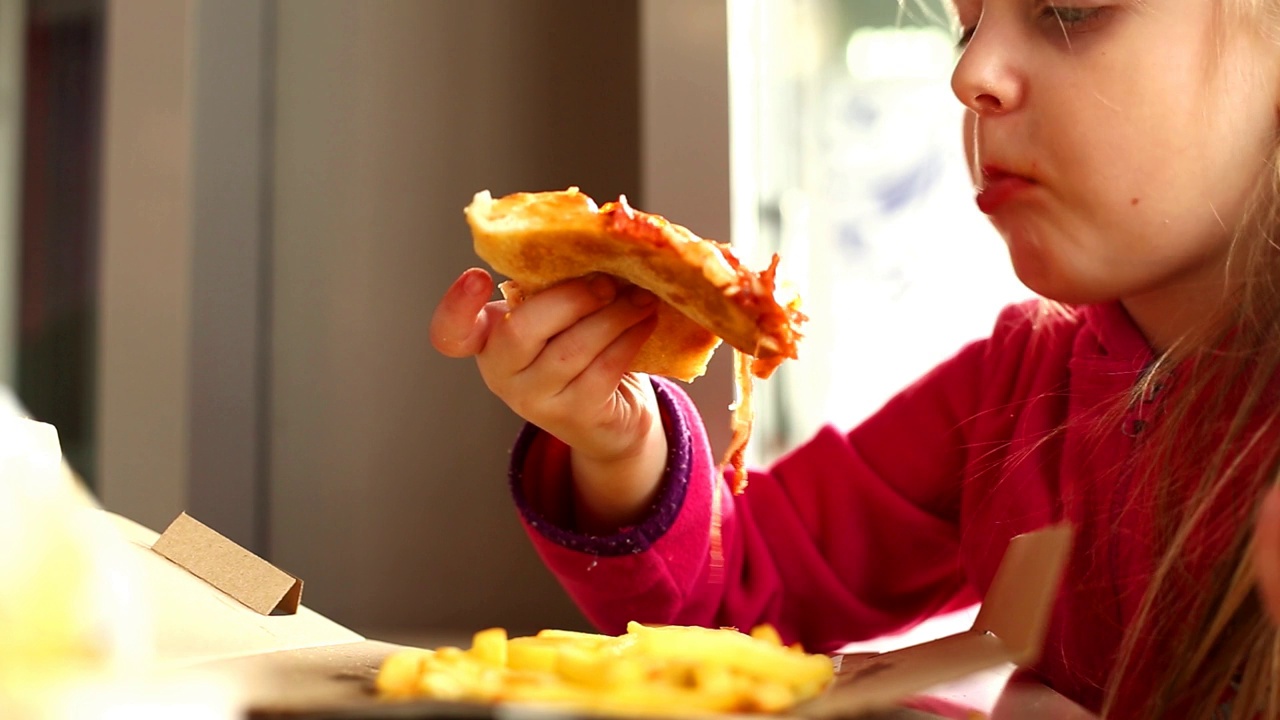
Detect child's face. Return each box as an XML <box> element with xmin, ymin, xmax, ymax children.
<box><xmin>951</xmin><ymin>0</ymin><xmax>1280</xmax><ymax>306</ymax></box>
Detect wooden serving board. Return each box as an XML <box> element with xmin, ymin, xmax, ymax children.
<box><xmin>194</xmin><ymin>639</ymin><xmax>402</xmax><ymax>718</ymax></box>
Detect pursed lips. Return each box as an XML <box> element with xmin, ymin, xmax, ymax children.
<box><xmin>976</xmin><ymin>165</ymin><xmax>1037</xmax><ymax>214</ymax></box>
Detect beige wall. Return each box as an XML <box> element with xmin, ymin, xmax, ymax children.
<box><xmin>97</xmin><ymin>0</ymin><xmax>195</xmax><ymax>533</ymax></box>
<box><xmin>97</xmin><ymin>0</ymin><xmax>272</xmax><ymax>551</ymax></box>
<box><xmin>268</xmin><ymin>0</ymin><xmax>642</xmax><ymax>637</ymax></box>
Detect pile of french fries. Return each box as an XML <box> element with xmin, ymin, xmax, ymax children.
<box><xmin>375</xmin><ymin>621</ymin><xmax>835</xmax><ymax>715</ymax></box>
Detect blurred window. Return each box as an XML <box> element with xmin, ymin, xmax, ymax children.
<box><xmin>729</xmin><ymin>0</ymin><xmax>1030</xmax><ymax>459</ymax></box>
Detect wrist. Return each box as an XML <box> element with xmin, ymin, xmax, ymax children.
<box><xmin>570</xmin><ymin>416</ymin><xmax>668</xmax><ymax>535</ymax></box>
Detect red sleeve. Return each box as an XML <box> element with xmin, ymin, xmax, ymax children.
<box><xmin>512</xmin><ymin>333</ymin><xmax>991</xmax><ymax>653</ymax></box>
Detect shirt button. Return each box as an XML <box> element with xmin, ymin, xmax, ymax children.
<box><xmin>1123</xmin><ymin>418</ymin><xmax>1147</xmax><ymax>437</ymax></box>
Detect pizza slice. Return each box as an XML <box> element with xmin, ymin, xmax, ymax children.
<box><xmin>464</xmin><ymin>187</ymin><xmax>806</xmax><ymax>492</ymax></box>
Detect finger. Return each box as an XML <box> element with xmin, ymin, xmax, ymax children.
<box><xmin>562</xmin><ymin>303</ymin><xmax>659</xmax><ymax>404</ymax></box>
<box><xmin>484</xmin><ymin>275</ymin><xmax>619</xmax><ymax>375</ymax></box>
<box><xmin>523</xmin><ymin>286</ymin><xmax>657</xmax><ymax>393</ymax></box>
<box><xmin>1255</xmin><ymin>484</ymin><xmax>1280</xmax><ymax>624</ymax></box>
<box><xmin>430</xmin><ymin>269</ymin><xmax>497</xmax><ymax>358</ymax></box>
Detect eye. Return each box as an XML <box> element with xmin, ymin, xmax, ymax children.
<box><xmin>1039</xmin><ymin>5</ymin><xmax>1110</xmax><ymax>33</ymax></box>
<box><xmin>950</xmin><ymin>0</ymin><xmax>981</xmax><ymax>49</ymax></box>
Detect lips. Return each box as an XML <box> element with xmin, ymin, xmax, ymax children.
<box><xmin>975</xmin><ymin>166</ymin><xmax>1036</xmax><ymax>215</ymax></box>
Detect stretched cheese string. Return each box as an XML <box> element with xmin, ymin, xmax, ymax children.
<box><xmin>721</xmin><ymin>348</ymin><xmax>754</xmax><ymax>494</ymax></box>
<box><xmin>709</xmin><ymin>349</ymin><xmax>753</xmax><ymax>585</ymax></box>
<box><xmin>709</xmin><ymin>472</ymin><xmax>724</xmax><ymax>586</ymax></box>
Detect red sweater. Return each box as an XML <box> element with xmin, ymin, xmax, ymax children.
<box><xmin>510</xmin><ymin>301</ymin><xmax>1187</xmax><ymax>715</ymax></box>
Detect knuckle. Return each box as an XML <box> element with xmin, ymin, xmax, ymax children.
<box><xmin>494</xmin><ymin>314</ymin><xmax>541</xmax><ymax>355</ymax></box>
<box><xmin>478</xmin><ymin>371</ymin><xmax>509</xmax><ymax>403</ymax></box>
<box><xmin>502</xmin><ymin>389</ymin><xmax>540</xmax><ymax>423</ymax></box>
<box><xmin>594</xmin><ymin>351</ymin><xmax>631</xmax><ymax>380</ymax></box>
<box><xmin>551</xmin><ymin>334</ymin><xmax>592</xmax><ymax>366</ymax></box>
<box><xmin>489</xmin><ymin>376</ymin><xmax>552</xmax><ymax>427</ymax></box>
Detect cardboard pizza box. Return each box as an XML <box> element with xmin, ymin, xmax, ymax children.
<box><xmin>799</xmin><ymin>524</ymin><xmax>1072</xmax><ymax>718</ymax></box>
<box><xmin>117</xmin><ymin>509</ymin><xmax>1073</xmax><ymax>719</ymax></box>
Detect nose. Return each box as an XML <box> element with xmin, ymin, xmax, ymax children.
<box><xmin>950</xmin><ymin>23</ymin><xmax>1024</xmax><ymax>117</ymax></box>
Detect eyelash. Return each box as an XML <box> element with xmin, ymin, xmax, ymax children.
<box><xmin>956</xmin><ymin>5</ymin><xmax>1108</xmax><ymax>48</ymax></box>
<box><xmin>1040</xmin><ymin>5</ymin><xmax>1106</xmax><ymax>31</ymax></box>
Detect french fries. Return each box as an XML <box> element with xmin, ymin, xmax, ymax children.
<box><xmin>375</xmin><ymin>622</ymin><xmax>835</xmax><ymax>715</ymax></box>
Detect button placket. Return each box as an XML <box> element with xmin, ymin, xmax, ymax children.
<box><xmin>1123</xmin><ymin>373</ymin><xmax>1170</xmax><ymax>438</ymax></box>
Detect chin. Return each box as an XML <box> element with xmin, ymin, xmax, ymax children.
<box><xmin>1011</xmin><ymin>262</ymin><xmax>1119</xmax><ymax>306</ymax></box>
<box><xmin>1004</xmin><ymin>249</ymin><xmax>1094</xmax><ymax>305</ymax></box>
<box><xmin>1000</xmin><ymin>222</ymin><xmax>1114</xmax><ymax>305</ymax></box>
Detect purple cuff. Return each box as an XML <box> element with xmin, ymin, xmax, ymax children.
<box><xmin>509</xmin><ymin>377</ymin><xmax>693</xmax><ymax>556</ymax></box>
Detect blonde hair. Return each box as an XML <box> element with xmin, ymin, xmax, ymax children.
<box><xmin>1100</xmin><ymin>4</ymin><xmax>1280</xmax><ymax>716</ymax></box>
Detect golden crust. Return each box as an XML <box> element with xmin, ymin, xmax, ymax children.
<box><xmin>465</xmin><ymin>187</ymin><xmax>804</xmax><ymax>382</ymax></box>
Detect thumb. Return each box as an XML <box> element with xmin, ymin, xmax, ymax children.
<box><xmin>1254</xmin><ymin>483</ymin><xmax>1280</xmax><ymax>625</ymax></box>
<box><xmin>430</xmin><ymin>268</ymin><xmax>499</xmax><ymax>358</ymax></box>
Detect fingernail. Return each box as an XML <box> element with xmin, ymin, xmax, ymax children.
<box><xmin>589</xmin><ymin>275</ymin><xmax>616</xmax><ymax>301</ymax></box>
<box><xmin>463</xmin><ymin>272</ymin><xmax>487</xmax><ymax>297</ymax></box>
<box><xmin>628</xmin><ymin>287</ymin><xmax>657</xmax><ymax>307</ymax></box>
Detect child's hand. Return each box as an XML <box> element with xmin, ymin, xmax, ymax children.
<box><xmin>430</xmin><ymin>268</ymin><xmax>669</xmax><ymax>532</ymax></box>
<box><xmin>1255</xmin><ymin>483</ymin><xmax>1280</xmax><ymax>625</ymax></box>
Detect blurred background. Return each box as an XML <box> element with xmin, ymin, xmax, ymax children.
<box><xmin>0</xmin><ymin>0</ymin><xmax>1025</xmax><ymax>645</ymax></box>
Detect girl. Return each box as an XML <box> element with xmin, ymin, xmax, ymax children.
<box><xmin>432</xmin><ymin>0</ymin><xmax>1280</xmax><ymax>716</ymax></box>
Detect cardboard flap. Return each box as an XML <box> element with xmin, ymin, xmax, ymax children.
<box><xmin>970</xmin><ymin>522</ymin><xmax>1073</xmax><ymax>665</ymax></box>
<box><xmin>798</xmin><ymin>523</ymin><xmax>1074</xmax><ymax>719</ymax></box>
<box><xmin>152</xmin><ymin>512</ymin><xmax>302</xmax><ymax>615</ymax></box>
<box><xmin>801</xmin><ymin>632</ymin><xmax>1014</xmax><ymax>718</ymax></box>
<box><xmin>107</xmin><ymin>511</ymin><xmax>364</xmax><ymax>668</ymax></box>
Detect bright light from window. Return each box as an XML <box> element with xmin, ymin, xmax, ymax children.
<box><xmin>730</xmin><ymin>2</ymin><xmax>1031</xmax><ymax>458</ymax></box>
<box><xmin>845</xmin><ymin>26</ymin><xmax>956</xmax><ymax>82</ymax></box>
